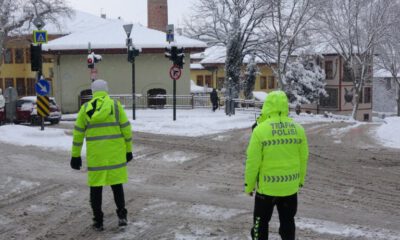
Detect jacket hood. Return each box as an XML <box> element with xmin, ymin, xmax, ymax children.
<box><xmin>261</xmin><ymin>91</ymin><xmax>289</xmax><ymax>119</ymax></box>
<box><xmin>85</xmin><ymin>91</ymin><xmax>113</xmax><ymax>123</ymax></box>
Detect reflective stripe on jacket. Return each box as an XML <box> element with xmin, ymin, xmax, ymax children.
<box><xmin>245</xmin><ymin>91</ymin><xmax>309</xmax><ymax>197</ymax></box>
<box><xmin>71</xmin><ymin>91</ymin><xmax>132</xmax><ymax>187</ymax></box>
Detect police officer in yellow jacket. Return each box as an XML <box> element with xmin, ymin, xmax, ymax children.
<box><xmin>245</xmin><ymin>91</ymin><xmax>309</xmax><ymax>240</ymax></box>
<box><xmin>70</xmin><ymin>79</ymin><xmax>133</xmax><ymax>231</ymax></box>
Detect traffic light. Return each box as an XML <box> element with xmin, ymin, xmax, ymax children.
<box><xmin>87</xmin><ymin>54</ymin><xmax>95</xmax><ymax>69</ymax></box>
<box><xmin>165</xmin><ymin>47</ymin><xmax>171</xmax><ymax>60</ymax></box>
<box><xmin>128</xmin><ymin>46</ymin><xmax>140</xmax><ymax>63</ymax></box>
<box><xmin>171</xmin><ymin>46</ymin><xmax>178</xmax><ymax>61</ymax></box>
<box><xmin>30</xmin><ymin>44</ymin><xmax>42</xmax><ymax>71</ymax></box>
<box><xmin>87</xmin><ymin>52</ymin><xmax>102</xmax><ymax>69</ymax></box>
<box><xmin>175</xmin><ymin>47</ymin><xmax>185</xmax><ymax>69</ymax></box>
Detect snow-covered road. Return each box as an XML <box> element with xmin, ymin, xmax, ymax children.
<box><xmin>0</xmin><ymin>110</ymin><xmax>399</xmax><ymax>239</ymax></box>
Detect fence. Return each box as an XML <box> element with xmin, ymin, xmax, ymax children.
<box><xmin>79</xmin><ymin>94</ymin><xmax>263</xmax><ymax>112</ymax></box>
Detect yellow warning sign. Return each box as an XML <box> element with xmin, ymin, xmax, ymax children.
<box><xmin>37</xmin><ymin>96</ymin><xmax>50</xmax><ymax>117</ymax></box>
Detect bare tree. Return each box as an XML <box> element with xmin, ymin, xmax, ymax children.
<box><xmin>376</xmin><ymin>25</ymin><xmax>400</xmax><ymax>116</ymax></box>
<box><xmin>315</xmin><ymin>0</ymin><xmax>398</xmax><ymax>120</ymax></box>
<box><xmin>0</xmin><ymin>0</ymin><xmax>72</xmax><ymax>64</ymax></box>
<box><xmin>257</xmin><ymin>0</ymin><xmax>320</xmax><ymax>89</ymax></box>
<box><xmin>185</xmin><ymin>0</ymin><xmax>268</xmax><ymax>99</ymax></box>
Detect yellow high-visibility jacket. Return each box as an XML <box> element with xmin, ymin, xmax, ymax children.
<box><xmin>71</xmin><ymin>91</ymin><xmax>132</xmax><ymax>186</ymax></box>
<box><xmin>245</xmin><ymin>91</ymin><xmax>309</xmax><ymax>196</ymax></box>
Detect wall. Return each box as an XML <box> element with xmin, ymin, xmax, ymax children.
<box><xmin>54</xmin><ymin>53</ymin><xmax>191</xmax><ymax>113</ymax></box>
<box><xmin>190</xmin><ymin>63</ymin><xmax>277</xmax><ymax>92</ymax></box>
<box><xmin>0</xmin><ymin>41</ymin><xmax>54</xmax><ymax>97</ymax></box>
<box><xmin>302</xmin><ymin>55</ymin><xmax>373</xmax><ymax>121</ymax></box>
<box><xmin>373</xmin><ymin>77</ymin><xmax>398</xmax><ymax>114</ymax></box>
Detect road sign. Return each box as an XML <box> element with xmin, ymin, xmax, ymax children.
<box><xmin>33</xmin><ymin>17</ymin><xmax>46</xmax><ymax>30</ymax></box>
<box><xmin>35</xmin><ymin>79</ymin><xmax>50</xmax><ymax>96</ymax></box>
<box><xmin>166</xmin><ymin>24</ymin><xmax>174</xmax><ymax>43</ymax></box>
<box><xmin>169</xmin><ymin>65</ymin><xmax>182</xmax><ymax>80</ymax></box>
<box><xmin>33</xmin><ymin>30</ymin><xmax>48</xmax><ymax>44</ymax></box>
<box><xmin>37</xmin><ymin>96</ymin><xmax>50</xmax><ymax>117</ymax></box>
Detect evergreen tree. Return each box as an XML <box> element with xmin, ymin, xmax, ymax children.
<box><xmin>285</xmin><ymin>55</ymin><xmax>327</xmax><ymax>106</ymax></box>
<box><xmin>244</xmin><ymin>55</ymin><xmax>259</xmax><ymax>99</ymax></box>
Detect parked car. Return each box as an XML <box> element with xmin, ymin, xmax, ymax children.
<box><xmin>14</xmin><ymin>96</ymin><xmax>61</xmax><ymax>125</ymax></box>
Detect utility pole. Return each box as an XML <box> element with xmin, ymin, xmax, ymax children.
<box><xmin>165</xmin><ymin>24</ymin><xmax>185</xmax><ymax>121</ymax></box>
<box><xmin>32</xmin><ymin>17</ymin><xmax>48</xmax><ymax>130</ymax></box>
<box><xmin>123</xmin><ymin>24</ymin><xmax>140</xmax><ymax>120</ymax></box>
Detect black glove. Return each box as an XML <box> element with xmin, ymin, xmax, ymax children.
<box><xmin>70</xmin><ymin>157</ymin><xmax>82</xmax><ymax>170</ymax></box>
<box><xmin>126</xmin><ymin>152</ymin><xmax>133</xmax><ymax>163</ymax></box>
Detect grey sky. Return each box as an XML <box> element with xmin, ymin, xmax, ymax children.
<box><xmin>66</xmin><ymin>0</ymin><xmax>196</xmax><ymax>28</ymax></box>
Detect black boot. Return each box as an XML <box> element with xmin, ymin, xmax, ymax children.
<box><xmin>116</xmin><ymin>208</ymin><xmax>128</xmax><ymax>227</ymax></box>
<box><xmin>92</xmin><ymin>212</ymin><xmax>104</xmax><ymax>231</ymax></box>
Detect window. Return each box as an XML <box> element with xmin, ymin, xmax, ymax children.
<box><xmin>217</xmin><ymin>77</ymin><xmax>224</xmax><ymax>90</ymax></box>
<box><xmin>196</xmin><ymin>75</ymin><xmax>204</xmax><ymax>86</ymax></box>
<box><xmin>15</xmin><ymin>49</ymin><xmax>24</xmax><ymax>63</ymax></box>
<box><xmin>49</xmin><ymin>67</ymin><xmax>54</xmax><ymax>78</ymax></box>
<box><xmin>385</xmin><ymin>78</ymin><xmax>392</xmax><ymax>90</ymax></box>
<box><xmin>268</xmin><ymin>76</ymin><xmax>275</xmax><ymax>89</ymax></box>
<box><xmin>320</xmin><ymin>88</ymin><xmax>338</xmax><ymax>108</ymax></box>
<box><xmin>26</xmin><ymin>48</ymin><xmax>31</xmax><ymax>63</ymax></box>
<box><xmin>364</xmin><ymin>87</ymin><xmax>371</xmax><ymax>103</ymax></box>
<box><xmin>46</xmin><ymin>78</ymin><xmax>53</xmax><ymax>95</ymax></box>
<box><xmin>343</xmin><ymin>62</ymin><xmax>353</xmax><ymax>82</ymax></box>
<box><xmin>27</xmin><ymin>78</ymin><xmax>36</xmax><ymax>96</ymax></box>
<box><xmin>358</xmin><ymin>88</ymin><xmax>363</xmax><ymax>103</ymax></box>
<box><xmin>4</xmin><ymin>49</ymin><xmax>13</xmax><ymax>64</ymax></box>
<box><xmin>325</xmin><ymin>60</ymin><xmax>333</xmax><ymax>79</ymax></box>
<box><xmin>5</xmin><ymin>78</ymin><xmax>14</xmax><ymax>88</ymax></box>
<box><xmin>205</xmin><ymin>75</ymin><xmax>212</xmax><ymax>87</ymax></box>
<box><xmin>260</xmin><ymin>76</ymin><xmax>267</xmax><ymax>89</ymax></box>
<box><xmin>16</xmin><ymin>78</ymin><xmax>26</xmax><ymax>96</ymax></box>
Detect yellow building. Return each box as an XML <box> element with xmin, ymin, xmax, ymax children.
<box><xmin>0</xmin><ymin>36</ymin><xmax>55</xmax><ymax>97</ymax></box>
<box><xmin>190</xmin><ymin>47</ymin><xmax>277</xmax><ymax>94</ymax></box>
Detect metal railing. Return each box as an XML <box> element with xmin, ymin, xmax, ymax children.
<box><xmin>79</xmin><ymin>94</ymin><xmax>263</xmax><ymax>112</ymax></box>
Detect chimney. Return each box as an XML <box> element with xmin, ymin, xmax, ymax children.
<box><xmin>148</xmin><ymin>0</ymin><xmax>168</xmax><ymax>32</ymax></box>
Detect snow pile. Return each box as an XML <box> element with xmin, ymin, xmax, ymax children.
<box><xmin>297</xmin><ymin>217</ymin><xmax>400</xmax><ymax>240</ymax></box>
<box><xmin>190</xmin><ymin>80</ymin><xmax>213</xmax><ymax>94</ymax></box>
<box><xmin>253</xmin><ymin>91</ymin><xmax>268</xmax><ymax>102</ymax></box>
<box><xmin>290</xmin><ymin>112</ymin><xmax>353</xmax><ymax>124</ymax></box>
<box><xmin>0</xmin><ymin>125</ymin><xmax>78</xmax><ymax>152</ymax></box>
<box><xmin>128</xmin><ymin>109</ymin><xmax>254</xmax><ymax>137</ymax></box>
<box><xmin>375</xmin><ymin>117</ymin><xmax>400</xmax><ymax>149</ymax></box>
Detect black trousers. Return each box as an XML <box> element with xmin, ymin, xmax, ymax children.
<box><xmin>212</xmin><ymin>102</ymin><xmax>218</xmax><ymax>111</ymax></box>
<box><xmin>90</xmin><ymin>184</ymin><xmax>125</xmax><ymax>221</ymax></box>
<box><xmin>251</xmin><ymin>193</ymin><xmax>297</xmax><ymax>240</ymax></box>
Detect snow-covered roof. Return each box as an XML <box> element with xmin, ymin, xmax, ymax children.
<box><xmin>43</xmin><ymin>11</ymin><xmax>207</xmax><ymax>51</ymax></box>
<box><xmin>13</xmin><ymin>11</ymin><xmax>115</xmax><ymax>36</ymax></box>
<box><xmin>373</xmin><ymin>68</ymin><xmax>400</xmax><ymax>78</ymax></box>
<box><xmin>198</xmin><ymin>46</ymin><xmax>274</xmax><ymax>65</ymax></box>
<box><xmin>190</xmin><ymin>63</ymin><xmax>205</xmax><ymax>70</ymax></box>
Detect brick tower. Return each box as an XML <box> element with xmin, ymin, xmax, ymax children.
<box><xmin>148</xmin><ymin>0</ymin><xmax>168</xmax><ymax>32</ymax></box>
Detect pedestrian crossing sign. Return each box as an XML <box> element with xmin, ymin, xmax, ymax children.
<box><xmin>33</xmin><ymin>30</ymin><xmax>48</xmax><ymax>44</ymax></box>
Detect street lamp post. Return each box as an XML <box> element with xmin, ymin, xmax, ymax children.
<box><xmin>123</xmin><ymin>24</ymin><xmax>139</xmax><ymax>120</ymax></box>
